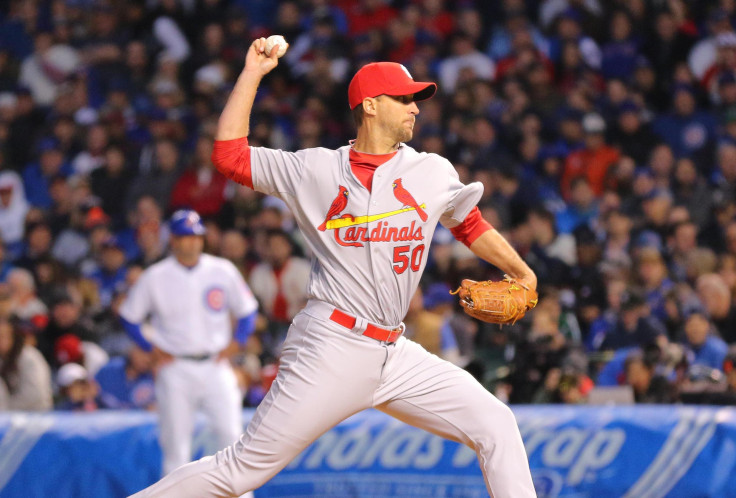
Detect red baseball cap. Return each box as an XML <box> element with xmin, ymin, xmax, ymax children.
<box><xmin>348</xmin><ymin>62</ymin><xmax>437</xmax><ymax>109</ymax></box>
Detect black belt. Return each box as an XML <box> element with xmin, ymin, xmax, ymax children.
<box><xmin>177</xmin><ymin>353</ymin><xmax>216</xmax><ymax>361</ymax></box>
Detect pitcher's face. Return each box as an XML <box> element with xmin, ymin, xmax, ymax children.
<box><xmin>375</xmin><ymin>94</ymin><xmax>419</xmax><ymax>143</ymax></box>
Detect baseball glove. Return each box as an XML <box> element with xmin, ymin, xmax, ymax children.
<box><xmin>450</xmin><ymin>276</ymin><xmax>538</xmax><ymax>325</ymax></box>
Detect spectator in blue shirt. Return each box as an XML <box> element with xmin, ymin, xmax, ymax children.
<box><xmin>652</xmin><ymin>84</ymin><xmax>717</xmax><ymax>169</ymax></box>
<box><xmin>600</xmin><ymin>290</ymin><xmax>667</xmax><ymax>351</ymax></box>
<box><xmin>86</xmin><ymin>236</ymin><xmax>128</xmax><ymax>308</ymax></box>
<box><xmin>683</xmin><ymin>309</ymin><xmax>729</xmax><ymax>370</ymax></box>
<box><xmin>556</xmin><ymin>176</ymin><xmax>599</xmax><ymax>234</ymax></box>
<box><xmin>21</xmin><ymin>138</ymin><xmax>72</xmax><ymax>209</ymax></box>
<box><xmin>95</xmin><ymin>345</ymin><xmax>155</xmax><ymax>410</ymax></box>
<box><xmin>601</xmin><ymin>10</ymin><xmax>640</xmax><ymax>80</ymax></box>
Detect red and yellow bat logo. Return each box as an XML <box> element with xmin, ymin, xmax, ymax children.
<box><xmin>317</xmin><ymin>180</ymin><xmax>428</xmax><ymax>247</ymax></box>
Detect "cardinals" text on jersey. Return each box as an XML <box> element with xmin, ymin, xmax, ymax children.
<box><xmin>334</xmin><ymin>220</ymin><xmax>424</xmax><ymax>248</ymax></box>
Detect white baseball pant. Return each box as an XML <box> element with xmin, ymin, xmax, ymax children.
<box><xmin>155</xmin><ymin>357</ymin><xmax>242</xmax><ymax>475</ymax></box>
<box><xmin>131</xmin><ymin>300</ymin><xmax>536</xmax><ymax>497</ymax></box>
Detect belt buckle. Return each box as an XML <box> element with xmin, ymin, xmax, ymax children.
<box><xmin>386</xmin><ymin>323</ymin><xmax>405</xmax><ymax>344</ymax></box>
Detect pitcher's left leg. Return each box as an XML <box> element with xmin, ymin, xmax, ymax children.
<box><xmin>374</xmin><ymin>338</ymin><xmax>535</xmax><ymax>498</ymax></box>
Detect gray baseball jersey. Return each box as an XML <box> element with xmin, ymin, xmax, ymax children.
<box><xmin>129</xmin><ymin>141</ymin><xmax>536</xmax><ymax>498</ymax></box>
<box><xmin>250</xmin><ymin>143</ymin><xmax>482</xmax><ymax>326</ymax></box>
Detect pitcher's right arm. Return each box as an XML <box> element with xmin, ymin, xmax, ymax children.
<box><xmin>215</xmin><ymin>38</ymin><xmax>282</xmax><ymax>140</ymax></box>
<box><xmin>212</xmin><ymin>37</ymin><xmax>307</xmax><ymax>198</ymax></box>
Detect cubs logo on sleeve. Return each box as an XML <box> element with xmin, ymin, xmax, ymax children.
<box><xmin>204</xmin><ymin>286</ymin><xmax>226</xmax><ymax>312</ymax></box>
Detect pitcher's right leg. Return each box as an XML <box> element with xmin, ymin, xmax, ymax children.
<box><xmin>129</xmin><ymin>313</ymin><xmax>387</xmax><ymax>497</ymax></box>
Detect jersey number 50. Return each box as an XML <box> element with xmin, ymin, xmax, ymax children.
<box><xmin>392</xmin><ymin>244</ymin><xmax>425</xmax><ymax>274</ymax></box>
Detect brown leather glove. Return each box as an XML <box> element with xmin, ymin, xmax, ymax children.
<box><xmin>451</xmin><ymin>276</ymin><xmax>538</xmax><ymax>325</ymax></box>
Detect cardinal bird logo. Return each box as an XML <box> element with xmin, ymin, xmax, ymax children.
<box><xmin>392</xmin><ymin>178</ymin><xmax>427</xmax><ymax>221</ymax></box>
<box><xmin>318</xmin><ymin>185</ymin><xmax>349</xmax><ymax>231</ymax></box>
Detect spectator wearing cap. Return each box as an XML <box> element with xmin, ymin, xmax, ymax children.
<box><xmin>404</xmin><ymin>286</ymin><xmax>447</xmax><ymax>362</ymax></box>
<box><xmin>0</xmin><ymin>170</ymin><xmax>29</xmax><ymax>258</ymax></box>
<box><xmin>599</xmin><ymin>289</ymin><xmax>667</xmax><ymax>351</ymax></box>
<box><xmin>22</xmin><ymin>137</ymin><xmax>72</xmax><ymax>209</ymax></box>
<box><xmin>86</xmin><ymin>236</ymin><xmax>128</xmax><ymax>308</ymax></box>
<box><xmin>567</xmin><ymin>224</ymin><xmax>605</xmax><ymax>306</ymax></box>
<box><xmin>424</xmin><ymin>282</ymin><xmax>464</xmax><ymax>365</ymax></box>
<box><xmin>561</xmin><ymin>112</ymin><xmax>620</xmax><ymax>200</ymax></box>
<box><xmin>652</xmin><ymin>84</ymin><xmax>717</xmax><ymax>168</ymax></box>
<box><xmin>95</xmin><ymin>343</ymin><xmax>155</xmax><ymax>410</ymax></box>
<box><xmin>688</xmin><ymin>9</ymin><xmax>735</xmax><ymax>81</ymax></box>
<box><xmin>551</xmin><ymin>107</ymin><xmax>585</xmax><ymax>157</ymax></box>
<box><xmin>529</xmin><ymin>144</ymin><xmax>566</xmax><ymax>211</ymax></box>
<box><xmin>640</xmin><ymin>188</ymin><xmax>674</xmax><ymax>242</ymax></box>
<box><xmin>0</xmin><ymin>317</ymin><xmax>52</xmax><ymax>411</ymax></box>
<box><xmin>682</xmin><ymin>308</ymin><xmax>729</xmax><ymax>370</ymax></box>
<box><xmin>547</xmin><ymin>7</ymin><xmax>602</xmax><ymax>71</ymax></box>
<box><xmin>169</xmin><ymin>134</ymin><xmax>228</xmax><ymax>217</ymax></box>
<box><xmin>45</xmin><ymin>176</ymin><xmax>80</xmax><ymax>245</ymax></box>
<box><xmin>55</xmin><ymin>362</ymin><xmax>99</xmax><ymax>411</ymax></box>
<box><xmin>701</xmin><ymin>32</ymin><xmax>736</xmax><ymax>104</ymax></box>
<box><xmin>610</xmin><ymin>101</ymin><xmax>662</xmax><ymax>166</ymax></box>
<box><xmin>636</xmin><ymin>247</ymin><xmax>675</xmax><ymax>325</ymax></box>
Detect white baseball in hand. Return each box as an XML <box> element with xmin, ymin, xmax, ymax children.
<box><xmin>265</xmin><ymin>35</ymin><xmax>288</xmax><ymax>58</ymax></box>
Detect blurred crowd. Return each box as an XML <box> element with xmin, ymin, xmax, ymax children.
<box><xmin>2</xmin><ymin>0</ymin><xmax>736</xmax><ymax>413</ymax></box>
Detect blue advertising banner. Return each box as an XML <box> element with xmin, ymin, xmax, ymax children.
<box><xmin>0</xmin><ymin>406</ymin><xmax>734</xmax><ymax>498</ymax></box>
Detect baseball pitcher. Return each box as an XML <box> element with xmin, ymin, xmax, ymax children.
<box><xmin>129</xmin><ymin>38</ymin><xmax>537</xmax><ymax>497</ymax></box>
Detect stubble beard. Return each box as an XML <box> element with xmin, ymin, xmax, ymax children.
<box><xmin>397</xmin><ymin>127</ymin><xmax>413</xmax><ymax>143</ymax></box>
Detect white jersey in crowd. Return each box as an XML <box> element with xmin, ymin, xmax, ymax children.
<box><xmin>250</xmin><ymin>143</ymin><xmax>482</xmax><ymax>327</ymax></box>
<box><xmin>120</xmin><ymin>253</ymin><xmax>258</xmax><ymax>355</ymax></box>
<box><xmin>248</xmin><ymin>256</ymin><xmax>311</xmax><ymax>321</ymax></box>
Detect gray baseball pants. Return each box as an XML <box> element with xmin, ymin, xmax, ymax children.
<box><xmin>129</xmin><ymin>300</ymin><xmax>536</xmax><ymax>497</ymax></box>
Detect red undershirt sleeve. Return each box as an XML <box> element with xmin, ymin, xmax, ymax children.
<box><xmin>450</xmin><ymin>206</ymin><xmax>493</xmax><ymax>247</ymax></box>
<box><xmin>211</xmin><ymin>137</ymin><xmax>253</xmax><ymax>189</ymax></box>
